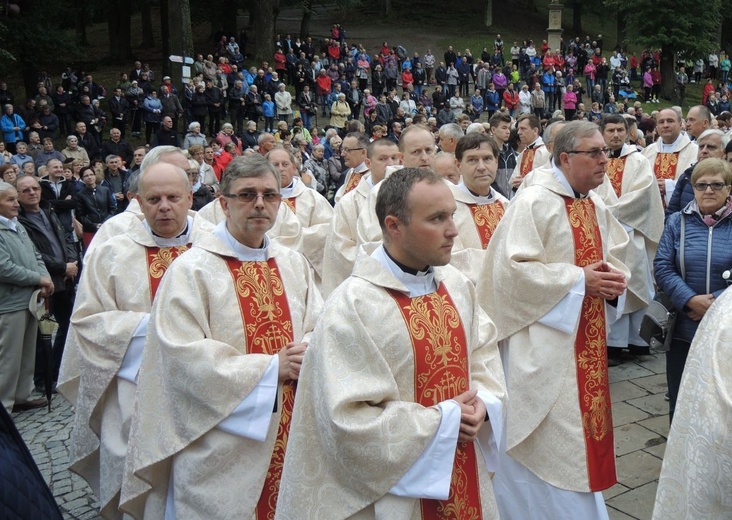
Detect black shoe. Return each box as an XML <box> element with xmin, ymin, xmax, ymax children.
<box><xmin>12</xmin><ymin>397</ymin><xmax>49</xmax><ymax>412</ymax></box>
<box><xmin>628</xmin><ymin>344</ymin><xmax>651</xmax><ymax>356</ymax></box>
<box><xmin>608</xmin><ymin>348</ymin><xmax>623</xmax><ymax>367</ymax></box>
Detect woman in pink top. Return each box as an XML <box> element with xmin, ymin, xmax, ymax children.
<box><xmin>563</xmin><ymin>83</ymin><xmax>578</xmax><ymax>120</ymax></box>
<box><xmin>584</xmin><ymin>61</ymin><xmax>597</xmax><ymax>92</ymax></box>
<box><xmin>643</xmin><ymin>68</ymin><xmax>653</xmax><ymax>103</ymax></box>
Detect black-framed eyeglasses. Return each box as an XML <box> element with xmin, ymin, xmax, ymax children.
<box><xmin>693</xmin><ymin>182</ymin><xmax>728</xmax><ymax>192</ymax></box>
<box><xmin>223</xmin><ymin>191</ymin><xmax>281</xmax><ymax>203</ymax></box>
<box><xmin>342</xmin><ymin>147</ymin><xmax>364</xmax><ymax>154</ymax></box>
<box><xmin>566</xmin><ymin>148</ymin><xmax>611</xmax><ymax>159</ymax></box>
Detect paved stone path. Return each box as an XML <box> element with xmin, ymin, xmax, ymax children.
<box><xmin>11</xmin><ymin>348</ymin><xmax>669</xmax><ymax>520</ymax></box>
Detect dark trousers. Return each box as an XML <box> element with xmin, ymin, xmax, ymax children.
<box><xmin>666</xmin><ymin>337</ymin><xmax>692</xmax><ymax>424</ymax></box>
<box><xmin>208</xmin><ymin>111</ymin><xmax>221</xmax><ymax>136</ymax></box>
<box><xmin>145</xmin><ymin>122</ymin><xmax>160</xmax><ymax>144</ymax></box>
<box><xmin>112</xmin><ymin>118</ymin><xmax>126</xmax><ymax>138</ymax></box>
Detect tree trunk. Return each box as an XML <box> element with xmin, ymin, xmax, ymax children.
<box><xmin>140</xmin><ymin>0</ymin><xmax>155</xmax><ymax>48</ymax></box>
<box><xmin>660</xmin><ymin>47</ymin><xmax>676</xmax><ymax>100</ymax></box>
<box><xmin>485</xmin><ymin>0</ymin><xmax>493</xmax><ymax>27</ymax></box>
<box><xmin>381</xmin><ymin>0</ymin><xmax>392</xmax><ymax>17</ymax></box>
<box><xmin>572</xmin><ymin>2</ymin><xmax>582</xmax><ymax>35</ymax></box>
<box><xmin>161</xmin><ymin>0</ymin><xmax>171</xmax><ymax>77</ymax></box>
<box><xmin>222</xmin><ymin>0</ymin><xmax>239</xmax><ymax>37</ymax></box>
<box><xmin>168</xmin><ymin>0</ymin><xmax>194</xmax><ymax>86</ymax></box>
<box><xmin>253</xmin><ymin>0</ymin><xmax>278</xmax><ymax>63</ymax></box>
<box><xmin>616</xmin><ymin>9</ymin><xmax>626</xmax><ymax>50</ymax></box>
<box><xmin>74</xmin><ymin>0</ymin><xmax>90</xmax><ymax>46</ymax></box>
<box><xmin>300</xmin><ymin>0</ymin><xmax>313</xmax><ymax>37</ymax></box>
<box><xmin>107</xmin><ymin>0</ymin><xmax>133</xmax><ymax>63</ymax></box>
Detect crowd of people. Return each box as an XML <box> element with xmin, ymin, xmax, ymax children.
<box><xmin>0</xmin><ymin>25</ymin><xmax>731</xmax><ymax>520</ymax></box>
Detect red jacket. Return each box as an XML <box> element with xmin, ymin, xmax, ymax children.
<box><xmin>503</xmin><ymin>89</ymin><xmax>519</xmax><ymax>109</ymax></box>
<box><xmin>316</xmin><ymin>74</ymin><xmax>332</xmax><ymax>96</ymax></box>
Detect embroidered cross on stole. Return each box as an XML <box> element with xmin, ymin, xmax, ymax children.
<box><xmin>388</xmin><ymin>284</ymin><xmax>483</xmax><ymax>520</ymax></box>
<box><xmin>343</xmin><ymin>170</ymin><xmax>367</xmax><ymax>195</ymax></box>
<box><xmin>144</xmin><ymin>245</ymin><xmax>190</xmax><ymax>301</ymax></box>
<box><xmin>468</xmin><ymin>202</ymin><xmax>505</xmax><ymax>249</ymax></box>
<box><xmin>605</xmin><ymin>157</ymin><xmax>627</xmax><ymax>198</ymax></box>
<box><xmin>225</xmin><ymin>257</ymin><xmax>296</xmax><ymax>520</ymax></box>
<box><xmin>653</xmin><ymin>152</ymin><xmax>679</xmax><ymax>181</ymax></box>
<box><xmin>282</xmin><ymin>197</ymin><xmax>296</xmax><ymax>213</ymax></box>
<box><xmin>562</xmin><ymin>197</ymin><xmax>617</xmax><ymax>492</ymax></box>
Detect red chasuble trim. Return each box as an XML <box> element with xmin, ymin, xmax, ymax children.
<box><xmin>343</xmin><ymin>170</ymin><xmax>365</xmax><ymax>195</ymax></box>
<box><xmin>144</xmin><ymin>245</ymin><xmax>190</xmax><ymax>302</ymax></box>
<box><xmin>468</xmin><ymin>202</ymin><xmax>505</xmax><ymax>249</ymax></box>
<box><xmin>282</xmin><ymin>197</ymin><xmax>296</xmax><ymax>213</ymax></box>
<box><xmin>225</xmin><ymin>257</ymin><xmax>295</xmax><ymax>520</ymax></box>
<box><xmin>519</xmin><ymin>147</ymin><xmax>538</xmax><ymax>177</ymax></box>
<box><xmin>388</xmin><ymin>284</ymin><xmax>483</xmax><ymax>520</ymax></box>
<box><xmin>562</xmin><ymin>197</ymin><xmax>617</xmax><ymax>492</ymax></box>
<box><xmin>653</xmin><ymin>152</ymin><xmax>679</xmax><ymax>181</ymax></box>
<box><xmin>605</xmin><ymin>157</ymin><xmax>627</xmax><ymax>198</ymax></box>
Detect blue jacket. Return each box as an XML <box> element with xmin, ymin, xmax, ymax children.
<box><xmin>141</xmin><ymin>96</ymin><xmax>163</xmax><ymax>123</ymax></box>
<box><xmin>666</xmin><ymin>165</ymin><xmax>695</xmax><ymax>219</ymax></box>
<box><xmin>0</xmin><ymin>113</ymin><xmax>25</xmax><ymax>143</ymax></box>
<box><xmin>542</xmin><ymin>72</ymin><xmax>555</xmax><ymax>93</ymax></box>
<box><xmin>654</xmin><ymin>204</ymin><xmax>732</xmax><ymax>342</ymax></box>
<box><xmin>485</xmin><ymin>90</ymin><xmax>500</xmax><ymax>111</ymax></box>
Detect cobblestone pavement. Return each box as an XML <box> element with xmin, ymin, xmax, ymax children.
<box><xmin>11</xmin><ymin>348</ymin><xmax>669</xmax><ymax>520</ymax></box>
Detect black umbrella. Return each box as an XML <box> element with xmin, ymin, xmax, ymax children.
<box><xmin>37</xmin><ymin>301</ymin><xmax>57</xmax><ymax>413</ymax></box>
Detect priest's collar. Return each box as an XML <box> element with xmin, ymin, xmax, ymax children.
<box><xmin>609</xmin><ymin>147</ymin><xmax>623</xmax><ymax>159</ymax></box>
<box><xmin>659</xmin><ymin>133</ymin><xmax>684</xmax><ymax>153</ymax></box>
<box><xmin>280</xmin><ymin>177</ymin><xmax>298</xmax><ymax>198</ymax></box>
<box><xmin>457</xmin><ymin>181</ymin><xmax>495</xmax><ymax>204</ymax></box>
<box><xmin>144</xmin><ymin>215</ymin><xmax>193</xmax><ymax>247</ymax></box>
<box><xmin>353</xmin><ymin>161</ymin><xmax>369</xmax><ymax>174</ymax></box>
<box><xmin>528</xmin><ymin>137</ymin><xmax>544</xmax><ymax>149</ymax></box>
<box><xmin>373</xmin><ymin>244</ymin><xmax>437</xmax><ymax>298</ymax></box>
<box><xmin>213</xmin><ymin>220</ymin><xmax>269</xmax><ymax>261</ymax></box>
<box><xmin>552</xmin><ymin>163</ymin><xmax>586</xmax><ymax>198</ymax></box>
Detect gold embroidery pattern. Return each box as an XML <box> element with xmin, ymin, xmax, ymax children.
<box><xmin>653</xmin><ymin>152</ymin><xmax>679</xmax><ymax>181</ymax></box>
<box><xmin>520</xmin><ymin>148</ymin><xmax>537</xmax><ymax>177</ymax></box>
<box><xmin>224</xmin><ymin>258</ymin><xmax>295</xmax><ymax>520</ymax></box>
<box><xmin>343</xmin><ymin>171</ymin><xmax>364</xmax><ymax>194</ymax></box>
<box><xmin>469</xmin><ymin>202</ymin><xmax>505</xmax><ymax>249</ymax></box>
<box><xmin>282</xmin><ymin>197</ymin><xmax>296</xmax><ymax>213</ymax></box>
<box><xmin>605</xmin><ymin>157</ymin><xmax>626</xmax><ymax>198</ymax></box>
<box><xmin>388</xmin><ymin>286</ymin><xmax>483</xmax><ymax>519</ymax></box>
<box><xmin>563</xmin><ymin>197</ymin><xmax>616</xmax><ymax>491</ymax></box>
<box><xmin>145</xmin><ymin>246</ymin><xmax>189</xmax><ymax>301</ymax></box>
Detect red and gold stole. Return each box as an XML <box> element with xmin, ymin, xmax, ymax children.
<box><xmin>144</xmin><ymin>245</ymin><xmax>190</xmax><ymax>301</ymax></box>
<box><xmin>468</xmin><ymin>201</ymin><xmax>505</xmax><ymax>249</ymax></box>
<box><xmin>388</xmin><ymin>284</ymin><xmax>483</xmax><ymax>520</ymax></box>
<box><xmin>224</xmin><ymin>257</ymin><xmax>295</xmax><ymax>520</ymax></box>
<box><xmin>282</xmin><ymin>197</ymin><xmax>296</xmax><ymax>213</ymax></box>
<box><xmin>605</xmin><ymin>156</ymin><xmax>627</xmax><ymax>198</ymax></box>
<box><xmin>653</xmin><ymin>152</ymin><xmax>679</xmax><ymax>182</ymax></box>
<box><xmin>519</xmin><ymin>145</ymin><xmax>542</xmax><ymax>177</ymax></box>
<box><xmin>562</xmin><ymin>197</ymin><xmax>617</xmax><ymax>492</ymax></box>
<box><xmin>343</xmin><ymin>169</ymin><xmax>367</xmax><ymax>195</ymax></box>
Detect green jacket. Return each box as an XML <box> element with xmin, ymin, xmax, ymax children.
<box><xmin>0</xmin><ymin>219</ymin><xmax>49</xmax><ymax>314</ymax></box>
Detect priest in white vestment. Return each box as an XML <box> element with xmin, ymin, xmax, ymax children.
<box><xmin>478</xmin><ymin>122</ymin><xmax>630</xmax><ymax>520</ymax></box>
<box><xmin>509</xmin><ymin>114</ymin><xmax>551</xmax><ymax>191</ymax></box>
<box><xmin>641</xmin><ymin>108</ymin><xmax>698</xmax><ymax>205</ymax></box>
<box><xmin>277</xmin><ymin>168</ymin><xmax>506</xmax><ymax>519</ymax></box>
<box><xmin>334</xmin><ymin>132</ymin><xmax>371</xmax><ymax>203</ymax></box>
<box><xmin>57</xmin><ymin>161</ymin><xmax>214</xmax><ymax>519</ymax></box>
<box><xmin>267</xmin><ymin>147</ymin><xmax>333</xmax><ymax>280</ymax></box>
<box><xmin>448</xmin><ymin>133</ymin><xmax>509</xmax><ymax>285</ymax></box>
<box><xmin>652</xmin><ymin>287</ymin><xmax>732</xmax><ymax>519</ymax></box>
<box><xmin>321</xmin><ymin>138</ymin><xmax>401</xmax><ymax>297</ymax></box>
<box><xmin>601</xmin><ymin>115</ymin><xmax>664</xmax><ymax>360</ymax></box>
<box><xmin>120</xmin><ymin>155</ymin><xmax>322</xmax><ymax>520</ymax></box>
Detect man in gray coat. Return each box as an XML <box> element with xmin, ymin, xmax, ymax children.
<box><xmin>0</xmin><ymin>181</ymin><xmax>54</xmax><ymax>413</ymax></box>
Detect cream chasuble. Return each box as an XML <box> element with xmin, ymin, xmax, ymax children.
<box><xmin>321</xmin><ymin>174</ymin><xmax>373</xmax><ymax>297</ymax></box>
<box><xmin>56</xmin><ymin>212</ymin><xmax>213</xmax><ymax>519</ymax></box>
<box><xmin>653</xmin><ymin>287</ymin><xmax>732</xmax><ymax>519</ymax></box>
<box><xmin>276</xmin><ymin>248</ymin><xmax>506</xmax><ymax>519</ymax></box>
<box><xmin>448</xmin><ymin>182</ymin><xmax>508</xmax><ymax>285</ymax></box>
<box><xmin>508</xmin><ymin>138</ymin><xmax>551</xmax><ymax>187</ymax></box>
<box><xmin>279</xmin><ymin>176</ymin><xmax>334</xmax><ymax>279</ymax></box>
<box><xmin>120</xmin><ymin>229</ymin><xmax>322</xmax><ymax>520</ymax></box>
<box><xmin>84</xmin><ymin>198</ymin><xmax>143</xmax><ymax>256</ymax></box>
<box><xmin>477</xmin><ymin>167</ymin><xmax>629</xmax><ymax>507</ymax></box>
<box><xmin>641</xmin><ymin>133</ymin><xmax>697</xmax><ymax>205</ymax></box>
<box><xmin>334</xmin><ymin>162</ymin><xmax>370</xmax><ymax>203</ymax></box>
